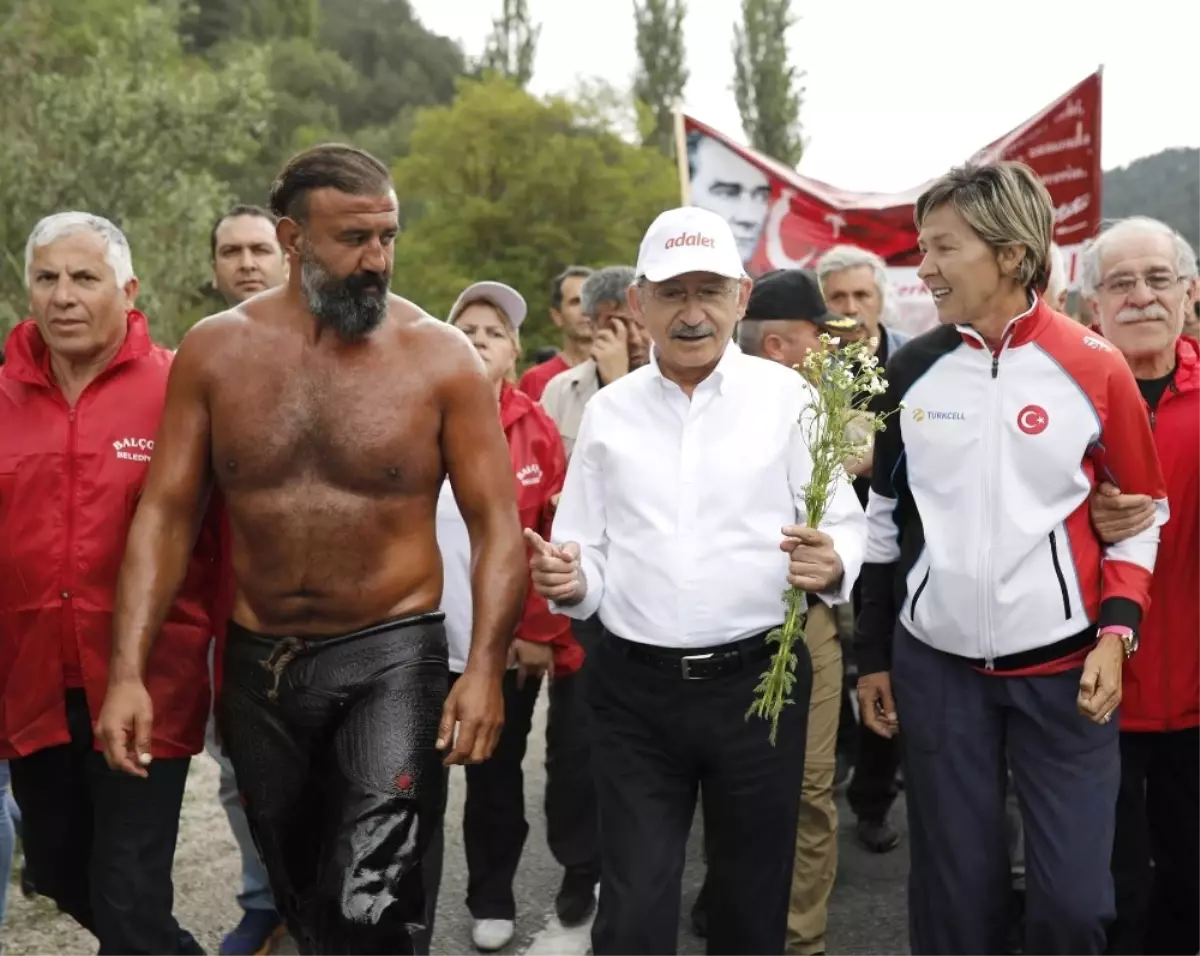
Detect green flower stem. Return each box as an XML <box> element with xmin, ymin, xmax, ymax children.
<box><xmin>748</xmin><ymin>333</ymin><xmax>897</xmax><ymax>745</ymax></box>
<box><xmin>749</xmin><ymin>586</ymin><xmax>807</xmax><ymax>746</ymax></box>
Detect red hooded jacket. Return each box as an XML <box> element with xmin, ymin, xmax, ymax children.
<box><xmin>502</xmin><ymin>383</ymin><xmax>582</xmax><ymax>676</ymax></box>
<box><xmin>1121</xmin><ymin>335</ymin><xmax>1199</xmax><ymax>731</ymax></box>
<box><xmin>0</xmin><ymin>312</ymin><xmax>223</xmax><ymax>758</ymax></box>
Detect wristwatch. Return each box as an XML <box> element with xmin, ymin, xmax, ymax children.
<box><xmin>1099</xmin><ymin>626</ymin><xmax>1138</xmax><ymax>659</ymax></box>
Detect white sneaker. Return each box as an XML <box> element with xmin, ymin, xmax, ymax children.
<box><xmin>472</xmin><ymin>918</ymin><xmax>515</xmax><ymax>952</ymax></box>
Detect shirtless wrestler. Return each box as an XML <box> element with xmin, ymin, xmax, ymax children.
<box><xmin>97</xmin><ymin>144</ymin><xmax>527</xmax><ymax>955</ymax></box>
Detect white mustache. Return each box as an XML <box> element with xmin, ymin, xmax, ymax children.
<box><xmin>1115</xmin><ymin>305</ymin><xmax>1170</xmax><ymax>324</ymax></box>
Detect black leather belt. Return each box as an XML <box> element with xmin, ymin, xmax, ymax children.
<box><xmin>605</xmin><ymin>624</ymin><xmax>799</xmax><ymax>680</ymax></box>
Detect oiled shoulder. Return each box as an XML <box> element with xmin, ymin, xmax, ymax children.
<box><xmin>172</xmin><ymin>307</ymin><xmax>251</xmax><ymax>389</ymax></box>
<box><xmin>386</xmin><ymin>300</ymin><xmax>487</xmax><ymax>389</ymax></box>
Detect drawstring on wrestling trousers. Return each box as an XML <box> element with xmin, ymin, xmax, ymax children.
<box><xmin>260</xmin><ymin>637</ymin><xmax>308</xmax><ymax>701</ymax></box>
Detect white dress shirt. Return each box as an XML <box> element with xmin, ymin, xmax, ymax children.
<box><xmin>549</xmin><ymin>342</ymin><xmax>867</xmax><ymax>649</ymax></box>
<box><xmin>435</xmin><ymin>479</ymin><xmax>475</xmax><ymax>674</ymax></box>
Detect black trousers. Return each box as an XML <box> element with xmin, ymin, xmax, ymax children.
<box><xmin>845</xmin><ymin>578</ymin><xmax>902</xmax><ymax>822</ymax></box>
<box><xmin>588</xmin><ymin>631</ymin><xmax>812</xmax><ymax>956</ymax></box>
<box><xmin>9</xmin><ymin>690</ymin><xmax>192</xmax><ymax>955</ymax></box>
<box><xmin>845</xmin><ymin>699</ymin><xmax>902</xmax><ymax>822</ymax></box>
<box><xmin>1107</xmin><ymin>727</ymin><xmax>1199</xmax><ymax>955</ymax></box>
<box><xmin>425</xmin><ymin>650</ymin><xmax>599</xmax><ymax>921</ymax></box>
<box><xmin>461</xmin><ymin>668</ymin><xmax>543</xmax><ymax>919</ymax></box>
<box><xmin>218</xmin><ymin>613</ymin><xmax>450</xmax><ymax>956</ymax></box>
<box><xmin>547</xmin><ymin>615</ymin><xmax>601</xmax><ymax>877</ymax></box>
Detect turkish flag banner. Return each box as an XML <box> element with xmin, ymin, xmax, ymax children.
<box><xmin>681</xmin><ymin>70</ymin><xmax>1102</xmax><ymax>334</ymax></box>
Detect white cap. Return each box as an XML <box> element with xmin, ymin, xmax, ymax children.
<box><xmin>635</xmin><ymin>206</ymin><xmax>747</xmax><ymax>282</ymax></box>
<box><xmin>447</xmin><ymin>281</ymin><xmax>528</xmax><ymax>329</ymax></box>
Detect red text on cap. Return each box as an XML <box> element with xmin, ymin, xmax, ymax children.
<box><xmin>665</xmin><ymin>232</ymin><xmax>715</xmax><ymax>250</ymax></box>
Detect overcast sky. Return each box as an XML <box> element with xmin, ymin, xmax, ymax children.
<box><xmin>411</xmin><ymin>0</ymin><xmax>1200</xmax><ymax>193</ymax></box>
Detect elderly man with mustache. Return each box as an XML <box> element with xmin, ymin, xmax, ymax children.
<box><xmin>1080</xmin><ymin>216</ymin><xmax>1199</xmax><ymax>956</ymax></box>
<box><xmin>528</xmin><ymin>207</ymin><xmax>866</xmax><ymax>955</ymax></box>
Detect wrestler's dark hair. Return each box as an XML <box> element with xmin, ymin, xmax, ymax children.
<box><xmin>550</xmin><ymin>266</ymin><xmax>593</xmax><ymax>312</ymax></box>
<box><xmin>268</xmin><ymin>144</ymin><xmax>392</xmax><ymax>223</ymax></box>
<box><xmin>209</xmin><ymin>204</ymin><xmax>278</xmax><ymax>261</ymax></box>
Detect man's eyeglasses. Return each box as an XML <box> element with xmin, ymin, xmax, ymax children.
<box><xmin>1099</xmin><ymin>272</ymin><xmax>1187</xmax><ymax>296</ymax></box>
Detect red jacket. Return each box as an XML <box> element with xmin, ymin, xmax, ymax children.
<box><xmin>517</xmin><ymin>354</ymin><xmax>569</xmax><ymax>403</ymax></box>
<box><xmin>502</xmin><ymin>383</ymin><xmax>582</xmax><ymax>676</ymax></box>
<box><xmin>1121</xmin><ymin>335</ymin><xmax>1199</xmax><ymax>732</ymax></box>
<box><xmin>0</xmin><ymin>312</ymin><xmax>222</xmax><ymax>758</ymax></box>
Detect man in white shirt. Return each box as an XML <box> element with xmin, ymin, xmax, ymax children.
<box><xmin>527</xmin><ymin>207</ymin><xmax>867</xmax><ymax>955</ymax></box>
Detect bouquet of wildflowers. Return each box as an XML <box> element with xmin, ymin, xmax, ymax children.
<box><xmin>747</xmin><ymin>333</ymin><xmax>893</xmax><ymax>744</ymax></box>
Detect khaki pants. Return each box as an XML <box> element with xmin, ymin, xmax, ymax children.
<box><xmin>786</xmin><ymin>601</ymin><xmax>843</xmax><ymax>955</ymax></box>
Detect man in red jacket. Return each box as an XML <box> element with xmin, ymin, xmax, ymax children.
<box><xmin>1081</xmin><ymin>216</ymin><xmax>1199</xmax><ymax>956</ymax></box>
<box><xmin>0</xmin><ymin>212</ymin><xmax>216</xmax><ymax>954</ymax></box>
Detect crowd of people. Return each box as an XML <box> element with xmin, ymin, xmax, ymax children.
<box><xmin>0</xmin><ymin>141</ymin><xmax>1195</xmax><ymax>956</ymax></box>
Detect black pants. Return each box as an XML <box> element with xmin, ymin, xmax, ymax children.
<box><xmin>425</xmin><ymin>655</ymin><xmax>599</xmax><ymax>920</ymax></box>
<box><xmin>547</xmin><ymin>615</ymin><xmax>601</xmax><ymax>877</ymax></box>
<box><xmin>218</xmin><ymin>613</ymin><xmax>450</xmax><ymax>956</ymax></box>
<box><xmin>846</xmin><ymin>699</ymin><xmax>902</xmax><ymax>822</ymax></box>
<box><xmin>461</xmin><ymin>668</ymin><xmax>543</xmax><ymax>919</ymax></box>
<box><xmin>845</xmin><ymin>578</ymin><xmax>902</xmax><ymax>822</ymax></box>
<box><xmin>9</xmin><ymin>690</ymin><xmax>192</xmax><ymax>955</ymax></box>
<box><xmin>1107</xmin><ymin>728</ymin><xmax>1199</xmax><ymax>955</ymax></box>
<box><xmin>588</xmin><ymin>631</ymin><xmax>812</xmax><ymax>956</ymax></box>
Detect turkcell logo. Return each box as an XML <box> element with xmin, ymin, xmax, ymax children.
<box><xmin>911</xmin><ymin>407</ymin><xmax>966</xmax><ymax>422</ymax></box>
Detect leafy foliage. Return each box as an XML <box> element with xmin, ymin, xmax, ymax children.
<box><xmin>633</xmin><ymin>0</ymin><xmax>689</xmax><ymax>156</ymax></box>
<box><xmin>732</xmin><ymin>0</ymin><xmax>804</xmax><ymax>167</ymax></box>
<box><xmin>1103</xmin><ymin>148</ymin><xmax>1200</xmax><ymax>251</ymax></box>
<box><xmin>391</xmin><ymin>76</ymin><xmax>679</xmax><ymax>356</ymax></box>
<box><xmin>476</xmin><ymin>0</ymin><xmax>539</xmax><ymax>90</ymax></box>
<box><xmin>0</xmin><ymin>0</ymin><xmax>273</xmax><ymax>342</ymax></box>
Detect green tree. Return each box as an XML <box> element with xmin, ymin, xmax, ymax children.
<box><xmin>732</xmin><ymin>0</ymin><xmax>804</xmax><ymax>166</ymax></box>
<box><xmin>199</xmin><ymin>0</ymin><xmax>467</xmax><ymax>206</ymax></box>
<box><xmin>391</xmin><ymin>76</ymin><xmax>678</xmax><ymax>355</ymax></box>
<box><xmin>179</xmin><ymin>0</ymin><xmax>318</xmax><ymax>52</ymax></box>
<box><xmin>633</xmin><ymin>0</ymin><xmax>688</xmax><ymax>156</ymax></box>
<box><xmin>319</xmin><ymin>0</ymin><xmax>465</xmax><ymax>132</ymax></box>
<box><xmin>477</xmin><ymin>0</ymin><xmax>539</xmax><ymax>89</ymax></box>
<box><xmin>0</xmin><ymin>0</ymin><xmax>273</xmax><ymax>342</ymax></box>
<box><xmin>214</xmin><ymin>37</ymin><xmax>358</xmax><ymax>205</ymax></box>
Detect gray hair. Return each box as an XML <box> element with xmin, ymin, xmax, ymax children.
<box><xmin>816</xmin><ymin>244</ymin><xmax>900</xmax><ymax>327</ymax></box>
<box><xmin>736</xmin><ymin>320</ymin><xmax>766</xmax><ymax>357</ymax></box>
<box><xmin>1079</xmin><ymin>217</ymin><xmax>1198</xmax><ymax>297</ymax></box>
<box><xmin>580</xmin><ymin>265</ymin><xmax>636</xmax><ymax>318</ymax></box>
<box><xmin>25</xmin><ymin>212</ymin><xmax>134</xmax><ymax>288</ymax></box>
<box><xmin>1046</xmin><ymin>242</ymin><xmax>1067</xmax><ymax>304</ymax></box>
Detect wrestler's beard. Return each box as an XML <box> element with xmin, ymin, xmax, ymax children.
<box><xmin>299</xmin><ymin>247</ymin><xmax>390</xmax><ymax>342</ymax></box>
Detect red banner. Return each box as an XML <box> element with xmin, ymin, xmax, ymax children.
<box><xmin>680</xmin><ymin>70</ymin><xmax>1102</xmax><ymax>328</ymax></box>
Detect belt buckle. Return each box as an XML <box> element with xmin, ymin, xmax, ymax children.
<box><xmin>679</xmin><ymin>653</ymin><xmax>714</xmax><ymax>680</ymax></box>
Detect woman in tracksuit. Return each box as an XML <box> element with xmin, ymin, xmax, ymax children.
<box><xmin>854</xmin><ymin>162</ymin><xmax>1167</xmax><ymax>956</ymax></box>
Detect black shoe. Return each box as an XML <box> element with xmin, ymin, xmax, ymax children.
<box><xmin>178</xmin><ymin>929</ymin><xmax>207</xmax><ymax>955</ymax></box>
<box><xmin>555</xmin><ymin>869</ymin><xmax>597</xmax><ymax>927</ymax></box>
<box><xmin>19</xmin><ymin>866</ymin><xmax>34</xmax><ymax>898</ymax></box>
<box><xmin>690</xmin><ymin>889</ymin><xmax>708</xmax><ymax>938</ymax></box>
<box><xmin>855</xmin><ymin>817</ymin><xmax>900</xmax><ymax>854</ymax></box>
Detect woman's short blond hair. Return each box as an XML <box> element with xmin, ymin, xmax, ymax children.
<box><xmin>451</xmin><ymin>297</ymin><xmax>522</xmax><ymax>381</ymax></box>
<box><xmin>915</xmin><ymin>162</ymin><xmax>1054</xmax><ymax>293</ymax></box>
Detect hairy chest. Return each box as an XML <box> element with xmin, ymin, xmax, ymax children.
<box><xmin>209</xmin><ymin>351</ymin><xmax>444</xmax><ymax>497</ymax></box>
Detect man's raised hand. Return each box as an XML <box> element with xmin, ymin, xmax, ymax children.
<box><xmin>524</xmin><ymin>528</ymin><xmax>586</xmax><ymax>605</ymax></box>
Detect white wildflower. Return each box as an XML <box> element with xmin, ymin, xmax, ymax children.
<box><xmin>749</xmin><ymin>333</ymin><xmax>900</xmax><ymax>744</ymax></box>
